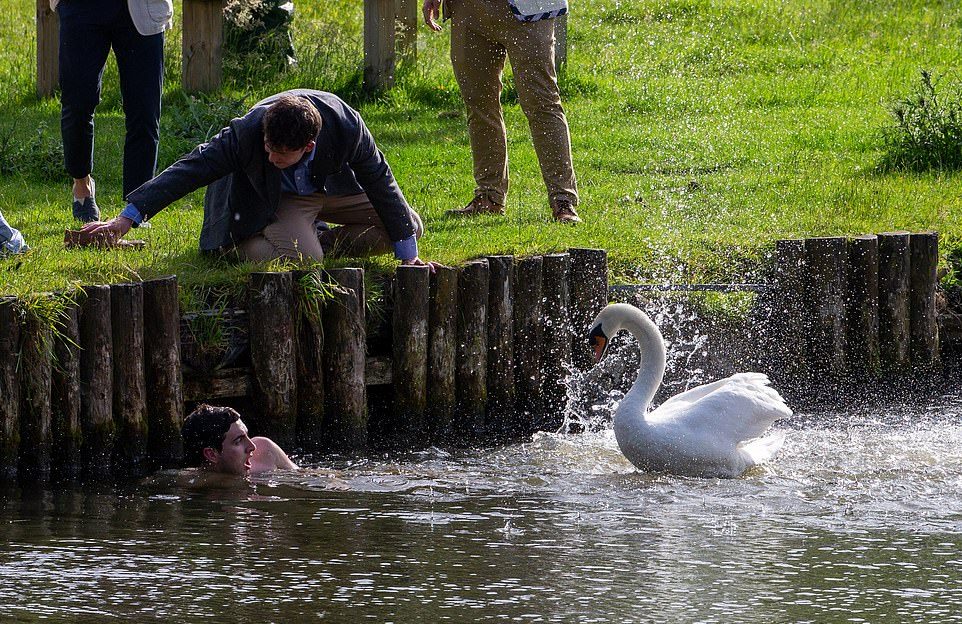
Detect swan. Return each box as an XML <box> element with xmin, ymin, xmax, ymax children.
<box><xmin>588</xmin><ymin>303</ymin><xmax>792</xmax><ymax>478</ymax></box>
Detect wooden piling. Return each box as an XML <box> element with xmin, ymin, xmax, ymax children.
<box><xmin>248</xmin><ymin>272</ymin><xmax>297</xmax><ymax>449</ymax></box>
<box><xmin>427</xmin><ymin>265</ymin><xmax>458</xmax><ymax>441</ymax></box>
<box><xmin>513</xmin><ymin>256</ymin><xmax>544</xmax><ymax>435</ymax></box>
<box><xmin>79</xmin><ymin>286</ymin><xmax>114</xmax><ymax>480</ymax></box>
<box><xmin>110</xmin><ymin>284</ymin><xmax>149</xmax><ymax>477</ymax></box>
<box><xmin>878</xmin><ymin>232</ymin><xmax>912</xmax><ymax>374</ymax></box>
<box><xmin>293</xmin><ymin>270</ymin><xmax>325</xmax><ymax>453</ymax></box>
<box><xmin>909</xmin><ymin>231</ymin><xmax>940</xmax><ymax>369</ymax></box>
<box><xmin>36</xmin><ymin>0</ymin><xmax>59</xmax><ymax>98</ymax></box>
<box><xmin>364</xmin><ymin>0</ymin><xmax>395</xmax><ymax>91</ymax></box>
<box><xmin>486</xmin><ymin>256</ymin><xmax>515</xmax><ymax>435</ymax></box>
<box><xmin>569</xmin><ymin>248</ymin><xmax>608</xmax><ymax>370</ymax></box>
<box><xmin>51</xmin><ymin>296</ymin><xmax>82</xmax><ymax>480</ymax></box>
<box><xmin>846</xmin><ymin>235</ymin><xmax>880</xmax><ymax>379</ymax></box>
<box><xmin>392</xmin><ymin>265</ymin><xmax>430</xmax><ymax>444</ymax></box>
<box><xmin>183</xmin><ymin>0</ymin><xmax>226</xmax><ymax>93</ymax></box>
<box><xmin>770</xmin><ymin>240</ymin><xmax>807</xmax><ymax>388</ymax></box>
<box><xmin>804</xmin><ymin>237</ymin><xmax>847</xmax><ymax>381</ymax></box>
<box><xmin>322</xmin><ymin>268</ymin><xmax>367</xmax><ymax>450</ymax></box>
<box><xmin>19</xmin><ymin>310</ymin><xmax>52</xmax><ymax>482</ymax></box>
<box><xmin>540</xmin><ymin>253</ymin><xmax>572</xmax><ymax>430</ymax></box>
<box><xmin>143</xmin><ymin>277</ymin><xmax>184</xmax><ymax>469</ymax></box>
<box><xmin>456</xmin><ymin>260</ymin><xmax>489</xmax><ymax>438</ymax></box>
<box><xmin>0</xmin><ymin>297</ymin><xmax>20</xmax><ymax>482</ymax></box>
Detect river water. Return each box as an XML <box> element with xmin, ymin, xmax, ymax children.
<box><xmin>2</xmin><ymin>391</ymin><xmax>962</xmax><ymax>622</ymax></box>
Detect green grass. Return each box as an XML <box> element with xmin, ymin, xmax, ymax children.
<box><xmin>1</xmin><ymin>0</ymin><xmax>960</xmax><ymax>300</ymax></box>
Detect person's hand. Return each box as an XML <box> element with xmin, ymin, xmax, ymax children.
<box><xmin>422</xmin><ymin>0</ymin><xmax>443</xmax><ymax>32</ymax></box>
<box><xmin>401</xmin><ymin>256</ymin><xmax>443</xmax><ymax>273</ymax></box>
<box><xmin>79</xmin><ymin>216</ymin><xmax>134</xmax><ymax>245</ymax></box>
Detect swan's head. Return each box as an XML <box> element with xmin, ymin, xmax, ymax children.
<box><xmin>588</xmin><ymin>321</ymin><xmax>610</xmax><ymax>362</ymax></box>
<box><xmin>588</xmin><ymin>303</ymin><xmax>649</xmax><ymax>362</ymax></box>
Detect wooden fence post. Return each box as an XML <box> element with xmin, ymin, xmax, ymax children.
<box><xmin>878</xmin><ymin>232</ymin><xmax>911</xmax><ymax>374</ymax></box>
<box><xmin>19</xmin><ymin>309</ymin><xmax>53</xmax><ymax>482</ymax></box>
<box><xmin>248</xmin><ymin>272</ymin><xmax>297</xmax><ymax>449</ymax></box>
<box><xmin>364</xmin><ymin>0</ymin><xmax>395</xmax><ymax>91</ymax></box>
<box><xmin>322</xmin><ymin>268</ymin><xmax>368</xmax><ymax>450</ymax></box>
<box><xmin>804</xmin><ymin>237</ymin><xmax>847</xmax><ymax>385</ymax></box>
<box><xmin>427</xmin><ymin>265</ymin><xmax>458</xmax><ymax>442</ymax></box>
<box><xmin>111</xmin><ymin>283</ymin><xmax>149</xmax><ymax>477</ymax></box>
<box><xmin>392</xmin><ymin>265</ymin><xmax>430</xmax><ymax>444</ymax></box>
<box><xmin>540</xmin><ymin>253</ymin><xmax>571</xmax><ymax>430</ymax></box>
<box><xmin>770</xmin><ymin>240</ymin><xmax>807</xmax><ymax>391</ymax></box>
<box><xmin>396</xmin><ymin>0</ymin><xmax>418</xmax><ymax>67</ymax></box>
<box><xmin>37</xmin><ymin>0</ymin><xmax>59</xmax><ymax>98</ymax></box>
<box><xmin>568</xmin><ymin>248</ymin><xmax>608</xmax><ymax>370</ymax></box>
<box><xmin>143</xmin><ymin>277</ymin><xmax>184</xmax><ymax>469</ymax></box>
<box><xmin>51</xmin><ymin>295</ymin><xmax>82</xmax><ymax>481</ymax></box>
<box><xmin>293</xmin><ymin>270</ymin><xmax>325</xmax><ymax>453</ymax></box>
<box><xmin>513</xmin><ymin>256</ymin><xmax>544</xmax><ymax>435</ymax></box>
<box><xmin>910</xmin><ymin>231</ymin><xmax>940</xmax><ymax>370</ymax></box>
<box><xmin>846</xmin><ymin>235</ymin><xmax>880</xmax><ymax>380</ymax></box>
<box><xmin>80</xmin><ymin>285</ymin><xmax>114</xmax><ymax>480</ymax></box>
<box><xmin>0</xmin><ymin>297</ymin><xmax>20</xmax><ymax>483</ymax></box>
<box><xmin>183</xmin><ymin>0</ymin><xmax>226</xmax><ymax>93</ymax></box>
<box><xmin>486</xmin><ymin>256</ymin><xmax>515</xmax><ymax>436</ymax></box>
<box><xmin>456</xmin><ymin>260</ymin><xmax>489</xmax><ymax>439</ymax></box>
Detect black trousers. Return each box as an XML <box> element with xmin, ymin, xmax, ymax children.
<box><xmin>58</xmin><ymin>0</ymin><xmax>164</xmax><ymax>198</ymax></box>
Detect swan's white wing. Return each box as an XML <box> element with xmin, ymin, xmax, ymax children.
<box><xmin>651</xmin><ymin>373</ymin><xmax>792</xmax><ymax>445</ymax></box>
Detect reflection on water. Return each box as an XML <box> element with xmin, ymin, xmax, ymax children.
<box><xmin>2</xmin><ymin>392</ymin><xmax>962</xmax><ymax>622</ymax></box>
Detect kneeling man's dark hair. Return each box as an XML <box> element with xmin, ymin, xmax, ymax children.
<box><xmin>181</xmin><ymin>404</ymin><xmax>242</xmax><ymax>467</ymax></box>
<box><xmin>263</xmin><ymin>95</ymin><xmax>322</xmax><ymax>151</ymax></box>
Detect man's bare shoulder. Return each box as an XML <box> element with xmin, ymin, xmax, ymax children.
<box><xmin>251</xmin><ymin>436</ymin><xmax>299</xmax><ymax>474</ymax></box>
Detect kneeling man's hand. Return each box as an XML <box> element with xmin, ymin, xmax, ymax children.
<box><xmin>402</xmin><ymin>256</ymin><xmax>443</xmax><ymax>273</ymax></box>
<box><xmin>79</xmin><ymin>216</ymin><xmax>134</xmax><ymax>243</ymax></box>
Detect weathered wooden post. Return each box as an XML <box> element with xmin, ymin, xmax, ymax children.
<box><xmin>322</xmin><ymin>268</ymin><xmax>367</xmax><ymax>450</ymax></box>
<box><xmin>396</xmin><ymin>0</ymin><xmax>418</xmax><ymax>67</ymax></box>
<box><xmin>456</xmin><ymin>260</ymin><xmax>489</xmax><ymax>439</ymax></box>
<box><xmin>248</xmin><ymin>272</ymin><xmax>297</xmax><ymax>449</ymax></box>
<box><xmin>486</xmin><ymin>256</ymin><xmax>515</xmax><ymax>436</ymax></box>
<box><xmin>878</xmin><ymin>231</ymin><xmax>911</xmax><ymax>374</ymax></box>
<box><xmin>143</xmin><ymin>277</ymin><xmax>184</xmax><ymax>469</ymax></box>
<box><xmin>51</xmin><ymin>296</ymin><xmax>82</xmax><ymax>481</ymax></box>
<box><xmin>427</xmin><ymin>265</ymin><xmax>458</xmax><ymax>441</ymax></box>
<box><xmin>804</xmin><ymin>237</ymin><xmax>847</xmax><ymax>386</ymax></box>
<box><xmin>540</xmin><ymin>253</ymin><xmax>572</xmax><ymax>430</ymax></box>
<box><xmin>293</xmin><ymin>270</ymin><xmax>325</xmax><ymax>452</ymax></box>
<box><xmin>569</xmin><ymin>248</ymin><xmax>608</xmax><ymax>369</ymax></box>
<box><xmin>79</xmin><ymin>286</ymin><xmax>114</xmax><ymax>479</ymax></box>
<box><xmin>364</xmin><ymin>0</ymin><xmax>395</xmax><ymax>91</ymax></box>
<box><xmin>513</xmin><ymin>256</ymin><xmax>544</xmax><ymax>435</ymax></box>
<box><xmin>183</xmin><ymin>0</ymin><xmax>226</xmax><ymax>93</ymax></box>
<box><xmin>0</xmin><ymin>297</ymin><xmax>20</xmax><ymax>483</ymax></box>
<box><xmin>37</xmin><ymin>0</ymin><xmax>59</xmax><ymax>98</ymax></box>
<box><xmin>111</xmin><ymin>283</ymin><xmax>149</xmax><ymax>477</ymax></box>
<box><xmin>910</xmin><ymin>231</ymin><xmax>940</xmax><ymax>370</ymax></box>
<box><xmin>19</xmin><ymin>308</ymin><xmax>53</xmax><ymax>482</ymax></box>
<box><xmin>846</xmin><ymin>235</ymin><xmax>880</xmax><ymax>380</ymax></box>
<box><xmin>392</xmin><ymin>265</ymin><xmax>430</xmax><ymax>444</ymax></box>
<box><xmin>769</xmin><ymin>240</ymin><xmax>807</xmax><ymax>391</ymax></box>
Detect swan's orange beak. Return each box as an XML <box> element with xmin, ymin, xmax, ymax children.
<box><xmin>592</xmin><ymin>337</ymin><xmax>606</xmax><ymax>362</ymax></box>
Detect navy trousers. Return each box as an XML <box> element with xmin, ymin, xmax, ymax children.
<box><xmin>58</xmin><ymin>0</ymin><xmax>164</xmax><ymax>198</ymax></box>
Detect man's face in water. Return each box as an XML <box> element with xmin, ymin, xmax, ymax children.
<box><xmin>264</xmin><ymin>140</ymin><xmax>315</xmax><ymax>169</ymax></box>
<box><xmin>205</xmin><ymin>419</ymin><xmax>257</xmax><ymax>476</ymax></box>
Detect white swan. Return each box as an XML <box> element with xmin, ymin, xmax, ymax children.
<box><xmin>588</xmin><ymin>303</ymin><xmax>792</xmax><ymax>478</ymax></box>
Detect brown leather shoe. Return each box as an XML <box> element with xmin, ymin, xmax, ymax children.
<box><xmin>551</xmin><ymin>198</ymin><xmax>582</xmax><ymax>224</ymax></box>
<box><xmin>446</xmin><ymin>194</ymin><xmax>506</xmax><ymax>217</ymax></box>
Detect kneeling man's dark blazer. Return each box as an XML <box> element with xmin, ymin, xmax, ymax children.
<box><xmin>126</xmin><ymin>89</ymin><xmax>416</xmax><ymax>251</ymax></box>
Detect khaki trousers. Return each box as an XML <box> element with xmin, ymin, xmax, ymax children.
<box><xmin>237</xmin><ymin>192</ymin><xmax>423</xmax><ymax>263</ymax></box>
<box><xmin>450</xmin><ymin>0</ymin><xmax>577</xmax><ymax>207</ymax></box>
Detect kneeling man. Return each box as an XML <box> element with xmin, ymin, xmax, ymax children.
<box><xmin>84</xmin><ymin>89</ymin><xmax>430</xmax><ymax>266</ymax></box>
<box><xmin>182</xmin><ymin>404</ymin><xmax>298</xmax><ymax>476</ymax></box>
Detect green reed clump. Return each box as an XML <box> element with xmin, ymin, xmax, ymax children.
<box><xmin>163</xmin><ymin>92</ymin><xmax>250</xmax><ymax>146</ymax></box>
<box><xmin>0</xmin><ymin>121</ymin><xmax>64</xmax><ymax>180</ymax></box>
<box><xmin>881</xmin><ymin>70</ymin><xmax>962</xmax><ymax>171</ymax></box>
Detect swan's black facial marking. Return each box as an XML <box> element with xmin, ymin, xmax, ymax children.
<box><xmin>588</xmin><ymin>323</ymin><xmax>608</xmax><ymax>362</ymax></box>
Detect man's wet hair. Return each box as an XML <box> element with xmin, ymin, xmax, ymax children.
<box><xmin>262</xmin><ymin>95</ymin><xmax>322</xmax><ymax>151</ymax></box>
<box><xmin>181</xmin><ymin>404</ymin><xmax>242</xmax><ymax>467</ymax></box>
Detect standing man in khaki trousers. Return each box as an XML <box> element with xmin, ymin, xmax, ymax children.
<box><xmin>424</xmin><ymin>0</ymin><xmax>582</xmax><ymax>223</ymax></box>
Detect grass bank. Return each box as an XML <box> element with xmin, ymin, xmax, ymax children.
<box><xmin>0</xmin><ymin>0</ymin><xmax>960</xmax><ymax>300</ymax></box>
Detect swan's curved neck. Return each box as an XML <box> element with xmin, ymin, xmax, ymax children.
<box><xmin>620</xmin><ymin>310</ymin><xmax>667</xmax><ymax>412</ymax></box>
